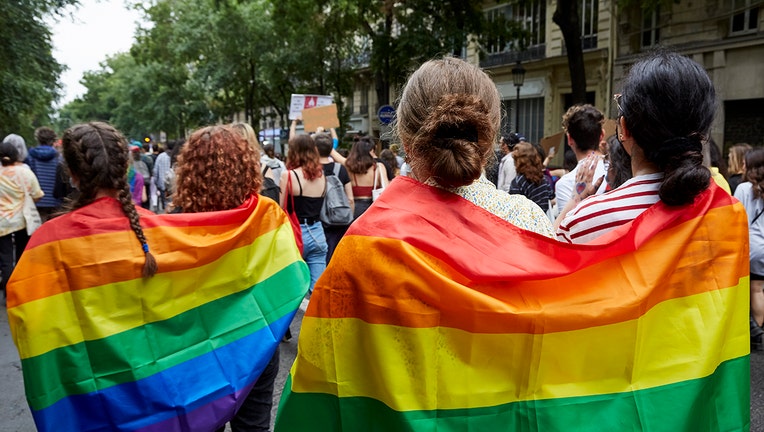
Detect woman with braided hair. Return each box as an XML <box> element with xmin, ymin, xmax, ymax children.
<box><xmin>60</xmin><ymin>122</ymin><xmax>157</xmax><ymax>276</ymax></box>
<box><xmin>556</xmin><ymin>50</ymin><xmax>717</xmax><ymax>244</ymax></box>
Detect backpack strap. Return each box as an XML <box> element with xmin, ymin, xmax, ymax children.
<box><xmin>262</xmin><ymin>165</ymin><xmax>270</xmax><ymax>176</ymax></box>
<box><xmin>332</xmin><ymin>162</ymin><xmax>341</xmax><ymax>177</ymax></box>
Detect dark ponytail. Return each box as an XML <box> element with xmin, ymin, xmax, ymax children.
<box><xmin>649</xmin><ymin>136</ymin><xmax>709</xmax><ymax>206</ymax></box>
<box><xmin>62</xmin><ymin>122</ymin><xmax>157</xmax><ymax>277</ymax></box>
<box><xmin>620</xmin><ymin>50</ymin><xmax>716</xmax><ymax>206</ymax></box>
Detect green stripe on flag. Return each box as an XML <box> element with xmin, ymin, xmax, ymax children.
<box><xmin>23</xmin><ymin>262</ymin><xmax>309</xmax><ymax>411</ymax></box>
<box><xmin>276</xmin><ymin>355</ymin><xmax>750</xmax><ymax>431</ymax></box>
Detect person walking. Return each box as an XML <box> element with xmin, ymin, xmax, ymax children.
<box><xmin>734</xmin><ymin>148</ymin><xmax>764</xmax><ymax>349</ymax></box>
<box><xmin>172</xmin><ymin>125</ymin><xmax>284</xmax><ymax>432</ymax></box>
<box><xmin>0</xmin><ymin>142</ymin><xmax>43</xmax><ymax>304</ymax></box>
<box><xmin>26</xmin><ymin>127</ymin><xmax>62</xmax><ymax>221</ymax></box>
<box><xmin>280</xmin><ymin>134</ymin><xmax>327</xmax><ymax>294</ymax></box>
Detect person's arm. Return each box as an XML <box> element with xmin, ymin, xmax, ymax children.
<box><xmin>377</xmin><ymin>162</ymin><xmax>389</xmax><ymax>188</ymax></box>
<box><xmin>553</xmin><ymin>154</ymin><xmax>604</xmax><ymax>229</ymax></box>
<box><xmin>330</xmin><ymin>128</ymin><xmax>339</xmax><ymax>149</ymax></box>
<box><xmin>344</xmin><ymin>182</ymin><xmax>354</xmax><ymax>214</ymax></box>
<box><xmin>290</xmin><ymin>119</ymin><xmax>299</xmax><ymax>139</ymax></box>
<box><xmin>330</xmin><ymin>149</ymin><xmax>347</xmax><ymax>165</ymax></box>
<box><xmin>27</xmin><ymin>170</ymin><xmax>44</xmax><ymax>201</ymax></box>
<box><xmin>544</xmin><ymin>146</ymin><xmax>556</xmax><ymax>168</ymax></box>
<box><xmin>140</xmin><ymin>175</ymin><xmax>148</xmax><ymax>203</ymax></box>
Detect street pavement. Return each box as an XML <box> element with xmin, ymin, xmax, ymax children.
<box><xmin>3</xmin><ymin>300</ymin><xmax>764</xmax><ymax>431</ymax></box>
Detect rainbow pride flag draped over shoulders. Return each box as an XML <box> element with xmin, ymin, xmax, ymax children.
<box><xmin>8</xmin><ymin>195</ymin><xmax>309</xmax><ymax>432</ymax></box>
<box><xmin>276</xmin><ymin>176</ymin><xmax>750</xmax><ymax>431</ymax></box>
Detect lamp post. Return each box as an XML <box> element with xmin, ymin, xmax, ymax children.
<box><xmin>512</xmin><ymin>60</ymin><xmax>526</xmax><ymax>133</ymax></box>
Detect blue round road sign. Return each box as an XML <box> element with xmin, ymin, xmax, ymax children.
<box><xmin>377</xmin><ymin>105</ymin><xmax>396</xmax><ymax>125</ymax></box>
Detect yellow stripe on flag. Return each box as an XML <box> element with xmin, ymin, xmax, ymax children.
<box><xmin>291</xmin><ymin>280</ymin><xmax>749</xmax><ymax>412</ymax></box>
<box><xmin>10</xmin><ymin>224</ymin><xmax>299</xmax><ymax>359</ymax></box>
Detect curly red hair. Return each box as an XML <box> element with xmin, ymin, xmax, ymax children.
<box><xmin>172</xmin><ymin>125</ymin><xmax>262</xmax><ymax>212</ymax></box>
<box><xmin>512</xmin><ymin>142</ymin><xmax>544</xmax><ymax>184</ymax></box>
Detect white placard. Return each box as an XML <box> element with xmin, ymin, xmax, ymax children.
<box><xmin>289</xmin><ymin>94</ymin><xmax>334</xmax><ymax>120</ymax></box>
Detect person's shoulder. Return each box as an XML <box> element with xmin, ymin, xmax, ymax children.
<box><xmin>18</xmin><ymin>164</ymin><xmax>37</xmax><ymax>177</ymax></box>
<box><xmin>734</xmin><ymin>181</ymin><xmax>753</xmax><ymax>199</ymax></box>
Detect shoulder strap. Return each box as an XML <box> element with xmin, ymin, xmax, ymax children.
<box><xmin>293</xmin><ymin>170</ymin><xmax>303</xmax><ymax>196</ymax></box>
<box><xmin>332</xmin><ymin>162</ymin><xmax>341</xmax><ymax>177</ymax></box>
<box><xmin>752</xmin><ymin>206</ymin><xmax>764</xmax><ymax>226</ymax></box>
<box><xmin>262</xmin><ymin>165</ymin><xmax>270</xmax><ymax>176</ymax></box>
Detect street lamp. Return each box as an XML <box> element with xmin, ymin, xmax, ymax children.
<box><xmin>512</xmin><ymin>60</ymin><xmax>526</xmax><ymax>133</ymax></box>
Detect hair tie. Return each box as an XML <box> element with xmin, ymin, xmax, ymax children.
<box><xmin>434</xmin><ymin>124</ymin><xmax>478</xmax><ymax>143</ymax></box>
<box><xmin>652</xmin><ymin>135</ymin><xmax>702</xmax><ymax>163</ymax></box>
<box><xmin>142</xmin><ymin>243</ymin><xmax>149</xmax><ymax>254</ymax></box>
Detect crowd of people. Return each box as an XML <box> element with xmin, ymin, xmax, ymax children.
<box><xmin>2</xmin><ymin>49</ymin><xmax>758</xmax><ymax>431</ymax></box>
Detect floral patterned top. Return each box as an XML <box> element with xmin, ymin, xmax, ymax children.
<box><xmin>436</xmin><ymin>175</ymin><xmax>555</xmax><ymax>237</ymax></box>
<box><xmin>0</xmin><ymin>163</ymin><xmax>44</xmax><ymax>237</ymax></box>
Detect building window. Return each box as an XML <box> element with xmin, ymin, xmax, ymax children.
<box><xmin>484</xmin><ymin>1</ymin><xmax>546</xmax><ymax>54</ymax></box>
<box><xmin>731</xmin><ymin>0</ymin><xmax>760</xmax><ymax>35</ymax></box>
<box><xmin>502</xmin><ymin>97</ymin><xmax>544</xmax><ymax>145</ymax></box>
<box><xmin>642</xmin><ymin>6</ymin><xmax>660</xmax><ymax>48</ymax></box>
<box><xmin>359</xmin><ymin>84</ymin><xmax>369</xmax><ymax>115</ymax></box>
<box><xmin>581</xmin><ymin>0</ymin><xmax>598</xmax><ymax>49</ymax></box>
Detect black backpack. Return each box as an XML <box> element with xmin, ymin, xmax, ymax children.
<box><xmin>260</xmin><ymin>165</ymin><xmax>281</xmax><ymax>203</ymax></box>
<box><xmin>320</xmin><ymin>163</ymin><xmax>354</xmax><ymax>226</ymax></box>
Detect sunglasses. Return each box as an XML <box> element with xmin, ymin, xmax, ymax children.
<box><xmin>613</xmin><ymin>94</ymin><xmax>623</xmax><ymax>117</ymax></box>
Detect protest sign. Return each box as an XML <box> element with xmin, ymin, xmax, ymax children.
<box><xmin>540</xmin><ymin>132</ymin><xmax>564</xmax><ymax>156</ymax></box>
<box><xmin>289</xmin><ymin>94</ymin><xmax>334</xmax><ymax>120</ymax></box>
<box><xmin>302</xmin><ymin>104</ymin><xmax>340</xmax><ymax>132</ymax></box>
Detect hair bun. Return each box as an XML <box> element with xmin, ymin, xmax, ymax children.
<box><xmin>423</xmin><ymin>94</ymin><xmax>490</xmax><ymax>147</ymax></box>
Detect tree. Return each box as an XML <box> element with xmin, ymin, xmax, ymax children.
<box><xmin>553</xmin><ymin>0</ymin><xmax>587</xmax><ymax>105</ymax></box>
<box><xmin>0</xmin><ymin>0</ymin><xmax>78</xmax><ymax>138</ymax></box>
<box><xmin>342</xmin><ymin>0</ymin><xmax>487</xmax><ymax>107</ymax></box>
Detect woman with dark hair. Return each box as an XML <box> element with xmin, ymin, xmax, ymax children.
<box><xmin>0</xmin><ymin>141</ymin><xmax>43</xmax><ymax>303</ymax></box>
<box><xmin>344</xmin><ymin>135</ymin><xmax>388</xmax><ymax>219</ymax></box>
<box><xmin>509</xmin><ymin>142</ymin><xmax>553</xmax><ymax>213</ymax></box>
<box><xmin>734</xmin><ymin>148</ymin><xmax>764</xmax><ymax>346</ymax></box>
<box><xmin>557</xmin><ymin>51</ymin><xmax>717</xmax><ymax>244</ymax></box>
<box><xmin>280</xmin><ymin>134</ymin><xmax>327</xmax><ymax>293</ymax></box>
<box><xmin>604</xmin><ymin>135</ymin><xmax>632</xmax><ymax>190</ymax></box>
<box><xmin>379</xmin><ymin>148</ymin><xmax>399</xmax><ymax>179</ymax></box>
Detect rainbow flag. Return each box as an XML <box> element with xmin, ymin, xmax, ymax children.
<box><xmin>276</xmin><ymin>176</ymin><xmax>750</xmax><ymax>431</ymax></box>
<box><xmin>8</xmin><ymin>195</ymin><xmax>309</xmax><ymax>432</ymax></box>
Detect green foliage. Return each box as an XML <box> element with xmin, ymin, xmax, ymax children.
<box><xmin>55</xmin><ymin>0</ymin><xmax>511</xmax><ymax>138</ymax></box>
<box><xmin>0</xmin><ymin>0</ymin><xmax>77</xmax><ymax>139</ymax></box>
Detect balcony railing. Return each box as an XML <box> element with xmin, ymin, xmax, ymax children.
<box><xmin>480</xmin><ymin>45</ymin><xmax>546</xmax><ymax>68</ymax></box>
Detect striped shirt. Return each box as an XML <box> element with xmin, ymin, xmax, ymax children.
<box><xmin>509</xmin><ymin>174</ymin><xmax>553</xmax><ymax>212</ymax></box>
<box><xmin>556</xmin><ymin>173</ymin><xmax>663</xmax><ymax>244</ymax></box>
